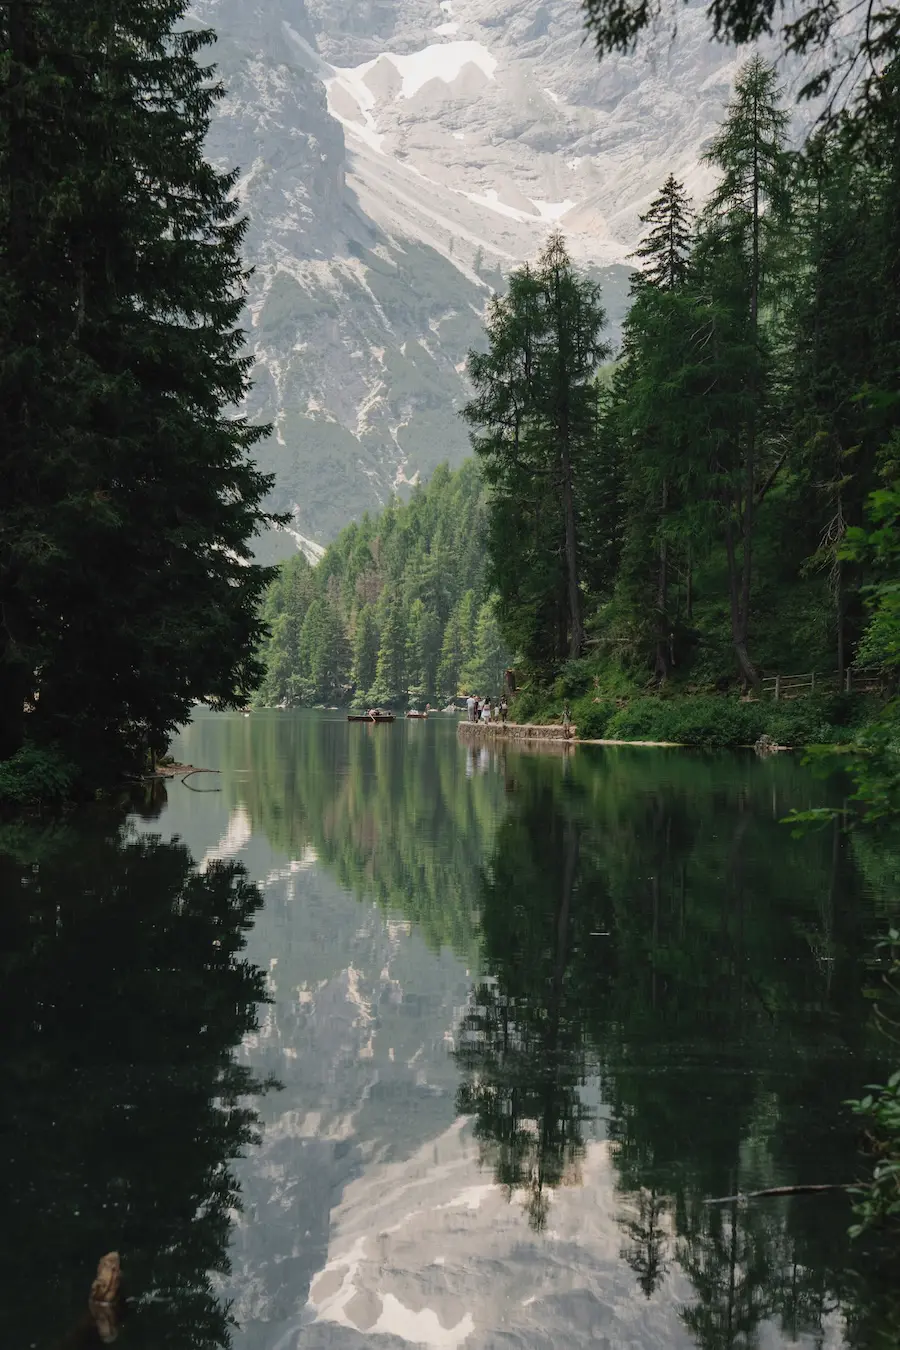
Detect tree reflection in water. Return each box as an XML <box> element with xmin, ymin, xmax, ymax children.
<box><xmin>453</xmin><ymin>747</ymin><xmax>900</xmax><ymax>1346</ymax></box>
<box><xmin>0</xmin><ymin>791</ymin><xmax>270</xmax><ymax>1350</ymax></box>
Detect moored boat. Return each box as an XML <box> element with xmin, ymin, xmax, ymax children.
<box><xmin>348</xmin><ymin>710</ymin><xmax>395</xmax><ymax>722</ymax></box>
<box><xmin>405</xmin><ymin>710</ymin><xmax>429</xmax><ymax>719</ymax></box>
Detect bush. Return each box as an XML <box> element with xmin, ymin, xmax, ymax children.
<box><xmin>0</xmin><ymin>744</ymin><xmax>77</xmax><ymax>808</ymax></box>
<box><xmin>509</xmin><ymin>687</ymin><xmax>544</xmax><ymax>723</ymax></box>
<box><xmin>571</xmin><ymin>695</ymin><xmax>616</xmax><ymax>739</ymax></box>
<box><xmin>604</xmin><ymin>696</ymin><xmax>762</xmax><ymax>747</ymax></box>
<box><xmin>599</xmin><ymin>692</ymin><xmax>872</xmax><ymax>748</ymax></box>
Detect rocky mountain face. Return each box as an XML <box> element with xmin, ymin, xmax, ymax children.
<box><xmin>192</xmin><ymin>0</ymin><xmax>790</xmax><ymax>557</ymax></box>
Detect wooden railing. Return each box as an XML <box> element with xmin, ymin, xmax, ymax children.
<box><xmin>760</xmin><ymin>667</ymin><xmax>885</xmax><ymax>700</ymax></box>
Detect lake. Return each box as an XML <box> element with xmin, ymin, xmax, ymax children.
<box><xmin>3</xmin><ymin>709</ymin><xmax>897</xmax><ymax>1350</ymax></box>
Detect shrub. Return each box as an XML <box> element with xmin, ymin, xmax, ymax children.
<box><xmin>601</xmin><ymin>692</ymin><xmax>866</xmax><ymax>749</ymax></box>
<box><xmin>605</xmin><ymin>696</ymin><xmax>762</xmax><ymax>747</ymax></box>
<box><xmin>572</xmin><ymin>695</ymin><xmax>615</xmax><ymax>739</ymax></box>
<box><xmin>509</xmin><ymin>688</ymin><xmax>544</xmax><ymax>723</ymax></box>
<box><xmin>0</xmin><ymin>744</ymin><xmax>77</xmax><ymax>808</ymax></box>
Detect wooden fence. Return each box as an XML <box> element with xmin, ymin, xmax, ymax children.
<box><xmin>760</xmin><ymin>667</ymin><xmax>885</xmax><ymax>700</ymax></box>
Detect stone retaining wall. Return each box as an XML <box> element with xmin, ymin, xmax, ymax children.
<box><xmin>457</xmin><ymin>721</ymin><xmax>576</xmax><ymax>742</ymax></box>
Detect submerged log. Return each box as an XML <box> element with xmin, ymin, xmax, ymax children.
<box><xmin>705</xmin><ymin>1184</ymin><xmax>850</xmax><ymax>1205</ymax></box>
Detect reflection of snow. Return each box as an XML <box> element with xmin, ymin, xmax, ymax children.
<box><xmin>198</xmin><ymin>805</ymin><xmax>251</xmax><ymax>872</ymax></box>
<box><xmin>262</xmin><ymin>847</ymin><xmax>320</xmax><ymax>887</ymax></box>
<box><xmin>308</xmin><ymin>1207</ymin><xmax>476</xmax><ymax>1348</ymax></box>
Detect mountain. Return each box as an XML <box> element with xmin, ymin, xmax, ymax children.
<box><xmin>192</xmin><ymin>0</ymin><xmax>799</xmax><ymax>558</ymax></box>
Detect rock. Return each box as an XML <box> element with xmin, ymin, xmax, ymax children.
<box><xmin>89</xmin><ymin>1252</ymin><xmax>121</xmax><ymax>1306</ymax></box>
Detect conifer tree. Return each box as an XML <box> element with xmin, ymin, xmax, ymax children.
<box><xmin>351</xmin><ymin>605</ymin><xmax>380</xmax><ymax>699</ymax></box>
<box><xmin>367</xmin><ymin>593</ymin><xmax>406</xmax><ymax>705</ymax></box>
<box><xmin>464</xmin><ymin>234</ymin><xmax>610</xmax><ymax>667</ymax></box>
<box><xmin>692</xmin><ymin>56</ymin><xmax>790</xmax><ymax>687</ymax></box>
<box><xmin>610</xmin><ymin>176</ymin><xmax>695</xmax><ymax>677</ymax></box>
<box><xmin>0</xmin><ymin>0</ymin><xmax>274</xmax><ymax>779</ymax></box>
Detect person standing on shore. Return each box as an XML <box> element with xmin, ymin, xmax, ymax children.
<box><xmin>466</xmin><ymin>694</ymin><xmax>476</xmax><ymax>723</ymax></box>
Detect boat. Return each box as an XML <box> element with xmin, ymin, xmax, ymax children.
<box><xmin>348</xmin><ymin>710</ymin><xmax>395</xmax><ymax>723</ymax></box>
<box><xmin>405</xmin><ymin>710</ymin><xmax>429</xmax><ymax>720</ymax></box>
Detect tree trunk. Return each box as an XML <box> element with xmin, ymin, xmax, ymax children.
<box><xmin>685</xmin><ymin>544</ymin><xmax>693</xmax><ymax>621</ymax></box>
<box><xmin>836</xmin><ymin>556</ymin><xmax>845</xmax><ymax>687</ymax></box>
<box><xmin>654</xmin><ymin>479</ymin><xmax>669</xmax><ymax>681</ymax></box>
<box><xmin>0</xmin><ymin>2</ymin><xmax>38</xmax><ymax>762</ymax></box>
<box><xmin>560</xmin><ymin>440</ymin><xmax>583</xmax><ymax>659</ymax></box>
<box><xmin>724</xmin><ymin>510</ymin><xmax>760</xmax><ymax>690</ymax></box>
<box><xmin>0</xmin><ymin>654</ymin><xmax>29</xmax><ymax>760</ymax></box>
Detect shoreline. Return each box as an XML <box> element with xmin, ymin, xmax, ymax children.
<box><xmin>456</xmin><ymin>721</ymin><xmax>684</xmax><ymax>748</ymax></box>
<box><xmin>456</xmin><ymin>722</ymin><xmax>790</xmax><ymax>750</ymax></box>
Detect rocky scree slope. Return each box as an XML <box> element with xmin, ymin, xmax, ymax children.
<box><xmin>194</xmin><ymin>0</ymin><xmax>794</xmax><ymax>558</ymax></box>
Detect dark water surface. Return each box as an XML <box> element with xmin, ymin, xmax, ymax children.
<box><xmin>3</xmin><ymin>710</ymin><xmax>898</xmax><ymax>1350</ymax></box>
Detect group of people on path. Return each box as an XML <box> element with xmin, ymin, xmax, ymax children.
<box><xmin>465</xmin><ymin>694</ymin><xmax>508</xmax><ymax>724</ymax></box>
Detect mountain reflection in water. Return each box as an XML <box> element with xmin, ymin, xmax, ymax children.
<box><xmin>5</xmin><ymin>711</ymin><xmax>900</xmax><ymax>1350</ymax></box>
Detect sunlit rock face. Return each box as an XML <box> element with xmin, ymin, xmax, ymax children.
<box><xmin>192</xmin><ymin>0</ymin><xmax>803</xmax><ymax>555</ymax></box>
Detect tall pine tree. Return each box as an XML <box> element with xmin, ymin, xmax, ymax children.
<box><xmin>0</xmin><ymin>0</ymin><xmax>274</xmax><ymax>781</ymax></box>
<box><xmin>464</xmin><ymin>234</ymin><xmax>609</xmax><ymax>669</ymax></box>
<box><xmin>692</xmin><ymin>56</ymin><xmax>790</xmax><ymax>687</ymax></box>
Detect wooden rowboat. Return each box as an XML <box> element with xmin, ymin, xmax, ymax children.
<box><xmin>405</xmin><ymin>711</ymin><xmax>429</xmax><ymax>719</ymax></box>
<box><xmin>348</xmin><ymin>712</ymin><xmax>395</xmax><ymax>722</ymax></box>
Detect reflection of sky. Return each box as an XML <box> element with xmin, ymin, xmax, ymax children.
<box><xmin>137</xmin><ymin>714</ymin><xmax>855</xmax><ymax>1350</ymax></box>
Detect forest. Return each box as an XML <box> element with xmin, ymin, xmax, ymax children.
<box><xmin>462</xmin><ymin>56</ymin><xmax>900</xmax><ymax>737</ymax></box>
<box><xmin>0</xmin><ymin>0</ymin><xmax>275</xmax><ymax>806</ymax></box>
<box><xmin>260</xmin><ymin>55</ymin><xmax>900</xmax><ymax>745</ymax></box>
<box><xmin>257</xmin><ymin>461</ymin><xmax>509</xmax><ymax>709</ymax></box>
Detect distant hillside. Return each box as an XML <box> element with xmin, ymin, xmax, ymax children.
<box><xmin>257</xmin><ymin>460</ymin><xmax>508</xmax><ymax>707</ymax></box>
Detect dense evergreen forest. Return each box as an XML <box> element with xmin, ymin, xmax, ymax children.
<box><xmin>258</xmin><ymin>462</ymin><xmax>509</xmax><ymax>708</ymax></box>
<box><xmin>0</xmin><ymin>0</ymin><xmax>274</xmax><ymax>804</ymax></box>
<box><xmin>463</xmin><ymin>56</ymin><xmax>900</xmax><ymax>736</ymax></box>
<box><xmin>260</xmin><ymin>56</ymin><xmax>900</xmax><ymax>742</ymax></box>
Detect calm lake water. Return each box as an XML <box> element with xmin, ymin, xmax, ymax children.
<box><xmin>3</xmin><ymin>710</ymin><xmax>898</xmax><ymax>1350</ymax></box>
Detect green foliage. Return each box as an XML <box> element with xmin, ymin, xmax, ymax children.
<box><xmin>258</xmin><ymin>462</ymin><xmax>509</xmax><ymax>707</ymax></box>
<box><xmin>0</xmin><ymin>744</ymin><xmax>75</xmax><ymax>808</ymax></box>
<box><xmin>848</xmin><ymin>932</ymin><xmax>900</xmax><ymax>1239</ymax></box>
<box><xmin>463</xmin><ymin>232</ymin><xmax>612</xmax><ymax>670</ymax></box>
<box><xmin>570</xmin><ymin>695</ymin><xmax>616</xmax><ymax>738</ymax></box>
<box><xmin>0</xmin><ymin>0</ymin><xmax>275</xmax><ymax>793</ymax></box>
<box><xmin>604</xmin><ymin>694</ymin><xmax>854</xmax><ymax>748</ymax></box>
<box><xmin>468</xmin><ymin>54</ymin><xmax>900</xmax><ymax>742</ymax></box>
<box><xmin>582</xmin><ymin>0</ymin><xmax>897</xmax><ymax>109</ymax></box>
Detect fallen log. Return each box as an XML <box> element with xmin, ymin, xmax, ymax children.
<box><xmin>705</xmin><ymin>1184</ymin><xmax>851</xmax><ymax>1205</ymax></box>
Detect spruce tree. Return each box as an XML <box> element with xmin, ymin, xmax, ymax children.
<box><xmin>0</xmin><ymin>0</ymin><xmax>274</xmax><ymax>779</ymax></box>
<box><xmin>463</xmin><ymin>234</ymin><xmax>609</xmax><ymax>668</ymax></box>
<box><xmin>610</xmin><ymin>176</ymin><xmax>695</xmax><ymax>678</ymax></box>
<box><xmin>694</xmin><ymin>56</ymin><xmax>790</xmax><ymax>687</ymax></box>
<box><xmin>632</xmin><ymin>175</ymin><xmax>693</xmax><ymax>293</ymax></box>
<box><xmin>351</xmin><ymin>605</ymin><xmax>380</xmax><ymax>699</ymax></box>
